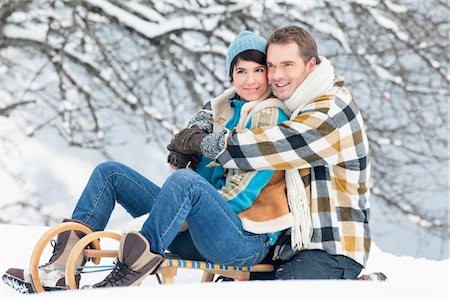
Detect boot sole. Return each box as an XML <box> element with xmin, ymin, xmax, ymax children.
<box><xmin>2</xmin><ymin>273</ymin><xmax>67</xmax><ymax>294</ymax></box>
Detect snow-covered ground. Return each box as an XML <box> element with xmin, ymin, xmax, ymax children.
<box><xmin>0</xmin><ymin>224</ymin><xmax>448</xmax><ymax>300</ymax></box>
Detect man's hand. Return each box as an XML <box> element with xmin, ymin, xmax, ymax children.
<box><xmin>167</xmin><ymin>150</ymin><xmax>201</xmax><ymax>170</ymax></box>
<box><xmin>167</xmin><ymin>126</ymin><xmax>207</xmax><ymax>155</ymax></box>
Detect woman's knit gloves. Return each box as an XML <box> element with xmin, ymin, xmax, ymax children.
<box><xmin>167</xmin><ymin>126</ymin><xmax>207</xmax><ymax>155</ymax></box>
<box><xmin>167</xmin><ymin>126</ymin><xmax>206</xmax><ymax>170</ymax></box>
<box><xmin>167</xmin><ymin>125</ymin><xmax>226</xmax><ymax>163</ymax></box>
<box><xmin>167</xmin><ymin>151</ymin><xmax>201</xmax><ymax>170</ymax></box>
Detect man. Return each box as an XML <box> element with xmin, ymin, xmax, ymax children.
<box><xmin>168</xmin><ymin>25</ymin><xmax>371</xmax><ymax>280</ymax></box>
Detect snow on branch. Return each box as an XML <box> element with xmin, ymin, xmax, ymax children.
<box><xmin>0</xmin><ymin>100</ymin><xmax>36</xmax><ymax>117</ymax></box>
<box><xmin>85</xmin><ymin>0</ymin><xmax>219</xmax><ymax>39</ymax></box>
<box><xmin>367</xmin><ymin>7</ymin><xmax>409</xmax><ymax>42</ymax></box>
<box><xmin>121</xmin><ymin>1</ymin><xmax>165</xmax><ymax>23</ymax></box>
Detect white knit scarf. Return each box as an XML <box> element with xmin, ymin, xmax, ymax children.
<box><xmin>284</xmin><ymin>56</ymin><xmax>336</xmax><ymax>251</ymax></box>
<box><xmin>210</xmin><ymin>87</ymin><xmax>288</xmax><ymax>133</ymax></box>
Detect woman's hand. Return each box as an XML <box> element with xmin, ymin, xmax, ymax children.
<box><xmin>167</xmin><ymin>126</ymin><xmax>207</xmax><ymax>155</ymax></box>
<box><xmin>167</xmin><ymin>150</ymin><xmax>201</xmax><ymax>170</ymax></box>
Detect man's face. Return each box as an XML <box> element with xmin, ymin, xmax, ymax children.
<box><xmin>267</xmin><ymin>42</ymin><xmax>315</xmax><ymax>100</ymax></box>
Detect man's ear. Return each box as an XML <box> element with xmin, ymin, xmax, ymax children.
<box><xmin>307</xmin><ymin>57</ymin><xmax>317</xmax><ymax>72</ymax></box>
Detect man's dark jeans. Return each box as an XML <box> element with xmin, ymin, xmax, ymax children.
<box><xmin>251</xmin><ymin>249</ymin><xmax>363</xmax><ymax>280</ymax></box>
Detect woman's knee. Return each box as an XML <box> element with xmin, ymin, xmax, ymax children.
<box><xmin>93</xmin><ymin>161</ymin><xmax>124</xmax><ymax>176</ymax></box>
<box><xmin>166</xmin><ymin>169</ymin><xmax>200</xmax><ymax>185</ymax></box>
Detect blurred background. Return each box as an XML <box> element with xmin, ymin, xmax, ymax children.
<box><xmin>1</xmin><ymin>0</ymin><xmax>448</xmax><ymax>260</ymax></box>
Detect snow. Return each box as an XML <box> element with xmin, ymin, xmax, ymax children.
<box><xmin>312</xmin><ymin>22</ymin><xmax>352</xmax><ymax>54</ymax></box>
<box><xmin>368</xmin><ymin>8</ymin><xmax>409</xmax><ymax>41</ymax></box>
<box><xmin>4</xmin><ymin>24</ymin><xmax>47</xmax><ymax>43</ymax></box>
<box><xmin>0</xmin><ymin>224</ymin><xmax>448</xmax><ymax>300</ymax></box>
<box><xmin>384</xmin><ymin>1</ymin><xmax>408</xmax><ymax>13</ymax></box>
<box><xmin>354</xmin><ymin>0</ymin><xmax>379</xmax><ymax>7</ymax></box>
<box><xmin>126</xmin><ymin>94</ymin><xmax>138</xmax><ymax>105</ymax></box>
<box><xmin>86</xmin><ymin>0</ymin><xmax>219</xmax><ymax>39</ymax></box>
<box><xmin>364</xmin><ymin>54</ymin><xmax>404</xmax><ymax>85</ymax></box>
<box><xmin>64</xmin><ymin>48</ymin><xmax>100</xmax><ymax>72</ymax></box>
<box><xmin>123</xmin><ymin>1</ymin><xmax>165</xmax><ymax>23</ymax></box>
<box><xmin>143</xmin><ymin>106</ymin><xmax>163</xmax><ymax>120</ymax></box>
<box><xmin>170</xmin><ymin>34</ymin><xmax>227</xmax><ymax>56</ymax></box>
<box><xmin>199</xmin><ymin>2</ymin><xmax>251</xmax><ymax>15</ymax></box>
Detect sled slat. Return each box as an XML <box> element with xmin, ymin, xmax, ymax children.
<box><xmin>83</xmin><ymin>249</ymin><xmax>118</xmax><ymax>258</ymax></box>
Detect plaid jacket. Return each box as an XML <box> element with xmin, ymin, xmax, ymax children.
<box><xmin>215</xmin><ymin>85</ymin><xmax>371</xmax><ymax>266</ymax></box>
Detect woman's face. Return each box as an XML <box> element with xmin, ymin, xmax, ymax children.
<box><xmin>232</xmin><ymin>59</ymin><xmax>268</xmax><ymax>101</ymax></box>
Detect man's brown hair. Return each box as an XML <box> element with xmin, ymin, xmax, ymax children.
<box><xmin>267</xmin><ymin>26</ymin><xmax>321</xmax><ymax>64</ymax></box>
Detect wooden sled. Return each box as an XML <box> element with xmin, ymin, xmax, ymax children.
<box><xmin>30</xmin><ymin>222</ymin><xmax>274</xmax><ymax>292</ymax></box>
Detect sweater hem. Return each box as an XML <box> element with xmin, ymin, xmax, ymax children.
<box><xmin>240</xmin><ymin>213</ymin><xmax>294</xmax><ymax>234</ymax></box>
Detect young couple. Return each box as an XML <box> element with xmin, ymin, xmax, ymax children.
<box><xmin>3</xmin><ymin>25</ymin><xmax>371</xmax><ymax>292</ymax></box>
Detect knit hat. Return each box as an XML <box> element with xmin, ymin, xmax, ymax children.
<box><xmin>226</xmin><ymin>31</ymin><xmax>267</xmax><ymax>78</ymax></box>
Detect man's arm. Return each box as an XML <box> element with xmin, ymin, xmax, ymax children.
<box><xmin>210</xmin><ymin>109</ymin><xmax>341</xmax><ymax>171</ymax></box>
<box><xmin>168</xmin><ymin>99</ymin><xmax>363</xmax><ymax>172</ymax></box>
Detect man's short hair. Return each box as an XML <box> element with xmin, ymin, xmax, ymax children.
<box><xmin>267</xmin><ymin>26</ymin><xmax>321</xmax><ymax>64</ymax></box>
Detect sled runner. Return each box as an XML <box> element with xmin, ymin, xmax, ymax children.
<box><xmin>25</xmin><ymin>222</ymin><xmax>274</xmax><ymax>292</ymax></box>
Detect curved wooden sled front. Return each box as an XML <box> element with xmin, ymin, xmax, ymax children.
<box><xmin>29</xmin><ymin>222</ymin><xmax>99</xmax><ymax>293</ymax></box>
<box><xmin>65</xmin><ymin>231</ymin><xmax>121</xmax><ymax>290</ymax></box>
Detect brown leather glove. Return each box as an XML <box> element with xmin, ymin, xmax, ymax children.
<box><xmin>167</xmin><ymin>126</ymin><xmax>208</xmax><ymax>155</ymax></box>
<box><xmin>167</xmin><ymin>151</ymin><xmax>201</xmax><ymax>170</ymax></box>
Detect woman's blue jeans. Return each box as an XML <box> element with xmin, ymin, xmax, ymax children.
<box><xmin>71</xmin><ymin>162</ymin><xmax>270</xmax><ymax>267</ymax></box>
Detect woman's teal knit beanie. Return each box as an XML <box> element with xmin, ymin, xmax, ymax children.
<box><xmin>226</xmin><ymin>31</ymin><xmax>267</xmax><ymax>78</ymax></box>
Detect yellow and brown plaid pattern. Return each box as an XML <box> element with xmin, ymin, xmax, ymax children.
<box><xmin>217</xmin><ymin>86</ymin><xmax>371</xmax><ymax>266</ymax></box>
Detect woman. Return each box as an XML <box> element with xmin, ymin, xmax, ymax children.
<box><xmin>3</xmin><ymin>31</ymin><xmax>296</xmax><ymax>292</ymax></box>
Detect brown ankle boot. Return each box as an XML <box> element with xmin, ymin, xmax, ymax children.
<box><xmin>91</xmin><ymin>231</ymin><xmax>163</xmax><ymax>288</ymax></box>
<box><xmin>2</xmin><ymin>218</ymin><xmax>92</xmax><ymax>293</ymax></box>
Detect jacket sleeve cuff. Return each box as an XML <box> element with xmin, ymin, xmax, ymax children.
<box><xmin>187</xmin><ymin>109</ymin><xmax>213</xmax><ymax>133</ymax></box>
<box><xmin>200</xmin><ymin>129</ymin><xmax>226</xmax><ymax>160</ymax></box>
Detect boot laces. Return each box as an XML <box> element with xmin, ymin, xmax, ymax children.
<box><xmin>41</xmin><ymin>239</ymin><xmax>62</xmax><ymax>267</ymax></box>
<box><xmin>49</xmin><ymin>239</ymin><xmax>62</xmax><ymax>262</ymax></box>
<box><xmin>96</xmin><ymin>260</ymin><xmax>140</xmax><ymax>287</ymax></box>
